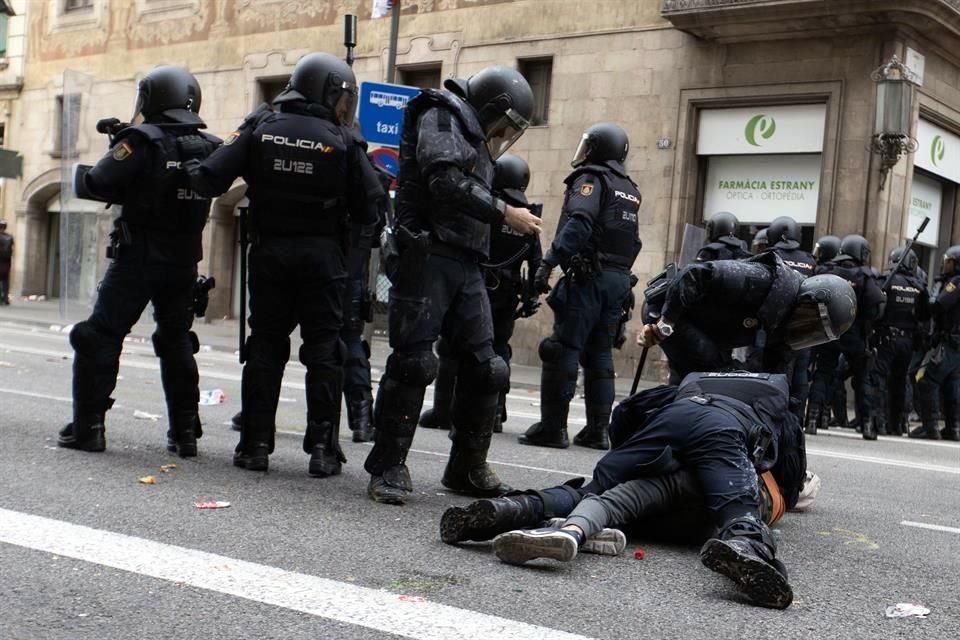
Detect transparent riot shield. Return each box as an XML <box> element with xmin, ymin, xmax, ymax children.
<box><xmin>677</xmin><ymin>223</ymin><xmax>707</xmax><ymax>267</ymax></box>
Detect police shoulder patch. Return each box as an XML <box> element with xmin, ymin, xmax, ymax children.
<box><xmin>224</xmin><ymin>131</ymin><xmax>241</xmax><ymax>146</ymax></box>
<box><xmin>947</xmin><ymin>281</ymin><xmax>958</xmax><ymax>293</ymax></box>
<box><xmin>112</xmin><ymin>142</ymin><xmax>133</xmax><ymax>161</ymax></box>
<box><xmin>579</xmin><ymin>182</ymin><xmax>594</xmax><ymax>197</ymax></box>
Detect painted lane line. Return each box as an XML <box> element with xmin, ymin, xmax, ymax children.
<box><xmin>0</xmin><ymin>387</ymin><xmax>72</xmax><ymax>403</ymax></box>
<box><xmin>809</xmin><ymin>428</ymin><xmax>960</xmax><ymax>450</ymax></box>
<box><xmin>806</xmin><ymin>448</ymin><xmax>960</xmax><ymax>475</ymax></box>
<box><xmin>900</xmin><ymin>521</ymin><xmax>960</xmax><ymax>535</ymax></box>
<box><xmin>0</xmin><ymin>508</ymin><xmax>595</xmax><ymax>640</ymax></box>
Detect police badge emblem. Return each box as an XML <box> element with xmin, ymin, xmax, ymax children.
<box><xmin>743</xmin><ymin>317</ymin><xmax>758</xmax><ymax>328</ymax></box>
<box><xmin>224</xmin><ymin>131</ymin><xmax>241</xmax><ymax>146</ymax></box>
<box><xmin>580</xmin><ymin>182</ymin><xmax>594</xmax><ymax>196</ymax></box>
<box><xmin>947</xmin><ymin>281</ymin><xmax>957</xmax><ymax>293</ymax></box>
<box><xmin>112</xmin><ymin>142</ymin><xmax>133</xmax><ymax>161</ymax></box>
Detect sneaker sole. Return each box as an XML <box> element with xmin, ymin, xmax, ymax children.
<box><xmin>440</xmin><ymin>501</ymin><xmax>497</xmax><ymax>544</ymax></box>
<box><xmin>700</xmin><ymin>539</ymin><xmax>793</xmax><ymax>609</ymax></box>
<box><xmin>545</xmin><ymin>518</ymin><xmax>626</xmax><ymax>556</ymax></box>
<box><xmin>368</xmin><ymin>487</ymin><xmax>409</xmax><ymax>505</ymax></box>
<box><xmin>493</xmin><ymin>530</ymin><xmax>578</xmax><ymax>565</ymax></box>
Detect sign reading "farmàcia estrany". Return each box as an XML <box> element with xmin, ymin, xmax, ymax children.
<box><xmin>703</xmin><ymin>155</ymin><xmax>822</xmax><ymax>224</ymax></box>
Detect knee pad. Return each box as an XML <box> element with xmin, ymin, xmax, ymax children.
<box><xmin>152</xmin><ymin>329</ymin><xmax>199</xmax><ymax>358</ymax></box>
<box><xmin>69</xmin><ymin>321</ymin><xmax>106</xmax><ymax>357</ymax></box>
<box><xmin>299</xmin><ymin>341</ymin><xmax>341</xmax><ymax>368</ymax></box>
<box><xmin>385</xmin><ymin>351</ymin><xmax>438</xmax><ymax>387</ymax></box>
<box><xmin>539</xmin><ymin>336</ymin><xmax>565</xmax><ymax>364</ymax></box>
<box><xmin>245</xmin><ymin>334</ymin><xmax>291</xmax><ymax>368</ymax></box>
<box><xmin>466</xmin><ymin>355</ymin><xmax>510</xmax><ymax>393</ymax></box>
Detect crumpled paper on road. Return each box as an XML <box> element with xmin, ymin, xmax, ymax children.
<box><xmin>884</xmin><ymin>603</ymin><xmax>931</xmax><ymax>618</ymax></box>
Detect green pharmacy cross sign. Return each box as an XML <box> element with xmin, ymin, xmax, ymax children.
<box><xmin>745</xmin><ymin>114</ymin><xmax>777</xmax><ymax>147</ymax></box>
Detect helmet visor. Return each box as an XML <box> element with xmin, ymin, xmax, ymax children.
<box><xmin>784</xmin><ymin>302</ymin><xmax>838</xmax><ymax>351</ymax></box>
<box><xmin>571</xmin><ymin>134</ymin><xmax>591</xmax><ymax>167</ymax></box>
<box><xmin>333</xmin><ymin>81</ymin><xmax>359</xmax><ymax>127</ymax></box>
<box><xmin>485</xmin><ymin>108</ymin><xmax>529</xmax><ymax>159</ymax></box>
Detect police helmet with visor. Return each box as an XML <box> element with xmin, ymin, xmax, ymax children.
<box><xmin>445</xmin><ymin>65</ymin><xmax>534</xmax><ymax>159</ymax></box>
<box><xmin>494</xmin><ymin>153</ymin><xmax>530</xmax><ymax>206</ymax></box>
<box><xmin>943</xmin><ymin>245</ymin><xmax>960</xmax><ymax>276</ymax></box>
<box><xmin>783</xmin><ymin>274</ymin><xmax>857</xmax><ymax>351</ymax></box>
<box><xmin>706</xmin><ymin>211</ymin><xmax>739</xmax><ymax>243</ymax></box>
<box><xmin>571</xmin><ymin>122</ymin><xmax>629</xmax><ymax>168</ymax></box>
<box><xmin>751</xmin><ymin>228</ymin><xmax>769</xmax><ymax>253</ymax></box>
<box><xmin>133</xmin><ymin>66</ymin><xmax>204</xmax><ymax>126</ymax></box>
<box><xmin>766</xmin><ymin>216</ymin><xmax>802</xmax><ymax>250</ymax></box>
<box><xmin>273</xmin><ymin>53</ymin><xmax>358</xmax><ymax>126</ymax></box>
<box><xmin>813</xmin><ymin>235</ymin><xmax>840</xmax><ymax>264</ymax></box>
<box><xmin>888</xmin><ymin>246</ymin><xmax>918</xmax><ymax>273</ymax></box>
<box><xmin>836</xmin><ymin>234</ymin><xmax>871</xmax><ymax>265</ymax></box>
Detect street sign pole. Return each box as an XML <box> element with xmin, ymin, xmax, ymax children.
<box><xmin>386</xmin><ymin>0</ymin><xmax>401</xmax><ymax>83</ymax></box>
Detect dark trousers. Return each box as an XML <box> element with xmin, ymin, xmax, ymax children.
<box><xmin>72</xmin><ymin>250</ymin><xmax>198</xmax><ymax>421</ymax></box>
<box><xmin>917</xmin><ymin>341</ymin><xmax>960</xmax><ymax>429</ymax></box>
<box><xmin>0</xmin><ymin>263</ymin><xmax>9</xmax><ymax>303</ymax></box>
<box><xmin>809</xmin><ymin>335</ymin><xmax>871</xmax><ymax>425</ymax></box>
<box><xmin>240</xmin><ymin>236</ymin><xmax>346</xmax><ymax>452</ymax></box>
<box><xmin>342</xmin><ymin>247</ymin><xmax>372</xmax><ymax>396</ymax></box>
<box><xmin>876</xmin><ymin>333</ymin><xmax>914</xmax><ymax>433</ymax></box>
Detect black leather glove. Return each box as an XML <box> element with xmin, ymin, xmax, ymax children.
<box><xmin>534</xmin><ymin>263</ymin><xmax>554</xmax><ymax>295</ymax></box>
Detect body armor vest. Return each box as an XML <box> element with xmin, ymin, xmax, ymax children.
<box><xmin>824</xmin><ymin>261</ymin><xmax>881</xmax><ymax>335</ymax></box>
<box><xmin>772</xmin><ymin>247</ymin><xmax>817</xmax><ymax>278</ymax></box>
<box><xmin>931</xmin><ymin>274</ymin><xmax>960</xmax><ymax>334</ymax></box>
<box><xmin>699</xmin><ymin>241</ymin><xmax>750</xmax><ymax>261</ymax></box>
<box><xmin>879</xmin><ymin>271</ymin><xmax>925</xmax><ymax>330</ymax></box>
<box><xmin>560</xmin><ymin>162</ymin><xmax>642</xmax><ymax>271</ymax></box>
<box><xmin>396</xmin><ymin>89</ymin><xmax>494</xmax><ymax>258</ymax></box>
<box><xmin>245</xmin><ymin>111</ymin><xmax>352</xmax><ymax>237</ymax></box>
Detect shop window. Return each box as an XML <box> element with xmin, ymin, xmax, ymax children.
<box><xmin>257</xmin><ymin>77</ymin><xmax>289</xmax><ymax>105</ymax></box>
<box><xmin>65</xmin><ymin>0</ymin><xmax>93</xmax><ymax>10</ymax></box>
<box><xmin>0</xmin><ymin>13</ymin><xmax>8</xmax><ymax>57</ymax></box>
<box><xmin>398</xmin><ymin>65</ymin><xmax>441</xmax><ymax>90</ymax></box>
<box><xmin>518</xmin><ymin>57</ymin><xmax>552</xmax><ymax>126</ymax></box>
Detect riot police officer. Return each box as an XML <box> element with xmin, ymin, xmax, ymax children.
<box><xmin>909</xmin><ymin>246</ymin><xmax>960</xmax><ymax>440</ymax></box>
<box><xmin>0</xmin><ymin>219</ymin><xmax>12</xmax><ymax>304</ymax></box>
<box><xmin>873</xmin><ymin>247</ymin><xmax>929</xmax><ymax>436</ymax></box>
<box><xmin>696</xmin><ymin>212</ymin><xmax>751</xmax><ymax>261</ymax></box>
<box><xmin>813</xmin><ymin>235</ymin><xmax>841</xmax><ymax>269</ymax></box>
<box><xmin>751</xmin><ymin>228</ymin><xmax>769</xmax><ymax>254</ymax></box>
<box><xmin>765</xmin><ymin>216</ymin><xmax>816</xmax><ymax>277</ymax></box>
<box><xmin>419</xmin><ymin>153</ymin><xmax>542</xmax><ymax>434</ymax></box>
<box><xmin>366</xmin><ymin>65</ymin><xmax>541</xmax><ymax>505</ymax></box>
<box><xmin>186</xmin><ymin>52</ymin><xmax>381</xmax><ymax>475</ymax></box>
<box><xmin>58</xmin><ymin>66</ymin><xmax>220</xmax><ymax>456</ymax></box>
<box><xmin>519</xmin><ymin>123</ymin><xmax>642</xmax><ymax>451</ymax></box>
<box><xmin>807</xmin><ymin>234</ymin><xmax>886</xmax><ymax>439</ymax></box>
<box><xmin>638</xmin><ymin>258</ymin><xmax>855</xmax><ymax>383</ymax></box>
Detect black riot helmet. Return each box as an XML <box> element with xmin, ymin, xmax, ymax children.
<box><xmin>706</xmin><ymin>211</ymin><xmax>740</xmax><ymax>243</ymax></box>
<box><xmin>751</xmin><ymin>228</ymin><xmax>769</xmax><ymax>253</ymax></box>
<box><xmin>445</xmin><ymin>65</ymin><xmax>533</xmax><ymax>159</ymax></box>
<box><xmin>493</xmin><ymin>153</ymin><xmax>530</xmax><ymax>206</ymax></box>
<box><xmin>813</xmin><ymin>235</ymin><xmax>840</xmax><ymax>265</ymax></box>
<box><xmin>837</xmin><ymin>234</ymin><xmax>871</xmax><ymax>266</ymax></box>
<box><xmin>766</xmin><ymin>216</ymin><xmax>802</xmax><ymax>250</ymax></box>
<box><xmin>134</xmin><ymin>65</ymin><xmax>203</xmax><ymax>126</ymax></box>
<box><xmin>0</xmin><ymin>219</ymin><xmax>6</xmax><ymax>230</ymax></box>
<box><xmin>571</xmin><ymin>122</ymin><xmax>629</xmax><ymax>168</ymax></box>
<box><xmin>784</xmin><ymin>274</ymin><xmax>857</xmax><ymax>351</ymax></box>
<box><xmin>943</xmin><ymin>245</ymin><xmax>960</xmax><ymax>276</ymax></box>
<box><xmin>888</xmin><ymin>246</ymin><xmax>918</xmax><ymax>273</ymax></box>
<box><xmin>273</xmin><ymin>52</ymin><xmax>358</xmax><ymax>126</ymax></box>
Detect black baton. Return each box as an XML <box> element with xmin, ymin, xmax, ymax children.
<box><xmin>630</xmin><ymin>346</ymin><xmax>649</xmax><ymax>396</ymax></box>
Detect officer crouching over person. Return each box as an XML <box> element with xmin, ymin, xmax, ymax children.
<box><xmin>419</xmin><ymin>153</ymin><xmax>543</xmax><ymax>434</ymax></box>
<box><xmin>186</xmin><ymin>52</ymin><xmax>382</xmax><ymax>475</ymax></box>
<box><xmin>58</xmin><ymin>66</ymin><xmax>220</xmax><ymax>457</ymax></box>
<box><xmin>365</xmin><ymin>65</ymin><xmax>542</xmax><ymax>505</ymax></box>
<box><xmin>519</xmin><ymin>123</ymin><xmax>642</xmax><ymax>451</ymax></box>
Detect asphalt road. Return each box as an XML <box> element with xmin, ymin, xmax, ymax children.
<box><xmin>0</xmin><ymin>320</ymin><xmax>958</xmax><ymax>640</ymax></box>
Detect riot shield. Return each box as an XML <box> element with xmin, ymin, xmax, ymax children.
<box><xmin>677</xmin><ymin>223</ymin><xmax>707</xmax><ymax>267</ymax></box>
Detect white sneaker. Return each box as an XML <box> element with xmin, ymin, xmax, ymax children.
<box><xmin>493</xmin><ymin>528</ymin><xmax>579</xmax><ymax>565</ymax></box>
<box><xmin>792</xmin><ymin>471</ymin><xmax>822</xmax><ymax>511</ymax></box>
<box><xmin>545</xmin><ymin>518</ymin><xmax>627</xmax><ymax>556</ymax></box>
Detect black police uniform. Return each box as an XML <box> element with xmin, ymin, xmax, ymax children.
<box><xmin>364</xmin><ymin>88</ymin><xmax>514</xmax><ymax>502</ymax></box>
<box><xmin>650</xmin><ymin>254</ymin><xmax>804</xmax><ymax>382</ymax></box>
<box><xmin>807</xmin><ymin>258</ymin><xmax>885</xmax><ymax>438</ymax></box>
<box><xmin>911</xmin><ymin>272</ymin><xmax>960</xmax><ymax>440</ymax></box>
<box><xmin>188</xmin><ymin>102</ymin><xmax>379</xmax><ymax>471</ymax></box>
<box><xmin>871</xmin><ymin>268</ymin><xmax>928</xmax><ymax>435</ymax></box>
<box><xmin>59</xmin><ymin>123</ymin><xmax>220</xmax><ymax>453</ymax></box>
<box><xmin>0</xmin><ymin>228</ymin><xmax>12</xmax><ymax>304</ymax></box>
<box><xmin>696</xmin><ymin>238</ymin><xmax>751</xmax><ymax>262</ymax></box>
<box><xmin>519</xmin><ymin>161</ymin><xmax>641</xmax><ymax>449</ymax></box>
<box><xmin>341</xmin><ymin>152</ymin><xmax>391</xmax><ymax>443</ymax></box>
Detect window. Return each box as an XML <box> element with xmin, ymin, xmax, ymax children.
<box><xmin>65</xmin><ymin>0</ymin><xmax>93</xmax><ymax>10</ymax></box>
<box><xmin>0</xmin><ymin>123</ymin><xmax>6</xmax><ymax>147</ymax></box>
<box><xmin>398</xmin><ymin>64</ymin><xmax>441</xmax><ymax>90</ymax></box>
<box><xmin>54</xmin><ymin>94</ymin><xmax>82</xmax><ymax>158</ymax></box>
<box><xmin>518</xmin><ymin>57</ymin><xmax>552</xmax><ymax>126</ymax></box>
<box><xmin>257</xmin><ymin>77</ymin><xmax>290</xmax><ymax>105</ymax></box>
<box><xmin>0</xmin><ymin>13</ymin><xmax>8</xmax><ymax>57</ymax></box>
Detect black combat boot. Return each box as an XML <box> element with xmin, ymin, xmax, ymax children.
<box><xmin>440</xmin><ymin>492</ymin><xmax>546</xmax><ymax>544</ymax></box>
<box><xmin>909</xmin><ymin>389</ymin><xmax>943</xmax><ymax>440</ymax></box>
<box><xmin>518</xmin><ymin>408</ymin><xmax>570</xmax><ymax>448</ymax></box>
<box><xmin>305</xmin><ymin>420</ymin><xmax>347</xmax><ymax>477</ymax></box>
<box><xmin>493</xmin><ymin>392</ymin><xmax>507</xmax><ymax>434</ymax></box>
<box><xmin>940</xmin><ymin>414</ymin><xmax>960</xmax><ymax>441</ymax></box>
<box><xmin>419</xmin><ymin>355</ymin><xmax>456</xmax><ymax>430</ymax></box>
<box><xmin>443</xmin><ymin>386</ymin><xmax>510</xmax><ymax>497</ymax></box>
<box><xmin>700</xmin><ymin>515</ymin><xmax>793</xmax><ymax>609</ymax></box>
<box><xmin>803</xmin><ymin>406</ymin><xmax>820</xmax><ymax>436</ymax></box>
<box><xmin>861</xmin><ymin>414</ymin><xmax>877</xmax><ymax>441</ymax></box>
<box><xmin>347</xmin><ymin>390</ymin><xmax>375</xmax><ymax>443</ymax></box>
<box><xmin>365</xmin><ymin>377</ymin><xmax>423</xmax><ymax>505</ymax></box>
<box><xmin>233</xmin><ymin>413</ymin><xmax>274</xmax><ymax>471</ymax></box>
<box><xmin>167</xmin><ymin>412</ymin><xmax>201</xmax><ymax>457</ymax></box>
<box><xmin>57</xmin><ymin>413</ymin><xmax>107</xmax><ymax>452</ymax></box>
<box><xmin>233</xmin><ymin>442</ymin><xmax>269</xmax><ymax>471</ymax></box>
<box><xmin>573</xmin><ymin>406</ymin><xmax>611</xmax><ymax>450</ymax></box>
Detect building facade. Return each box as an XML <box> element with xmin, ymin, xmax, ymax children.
<box><xmin>7</xmin><ymin>0</ymin><xmax>960</xmax><ymax>376</ymax></box>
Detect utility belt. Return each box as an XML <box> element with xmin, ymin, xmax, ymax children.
<box><xmin>106</xmin><ymin>220</ymin><xmax>197</xmax><ymax>260</ymax></box>
<box><xmin>563</xmin><ymin>252</ymin><xmax>600</xmax><ymax>283</ymax></box>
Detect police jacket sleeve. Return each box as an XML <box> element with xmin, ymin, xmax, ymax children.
<box><xmin>544</xmin><ymin>174</ymin><xmax>600</xmax><ymax>267</ymax></box>
<box><xmin>84</xmin><ymin>134</ymin><xmax>153</xmax><ymax>202</ymax></box>
<box><xmin>936</xmin><ymin>276</ymin><xmax>960</xmax><ymax>312</ymax></box>
<box><xmin>346</xmin><ymin>143</ymin><xmax>383</xmax><ymax>227</ymax></box>
<box><xmin>660</xmin><ymin>263</ymin><xmax>716</xmax><ymax>323</ymax></box>
<box><xmin>186</xmin><ymin>125</ymin><xmax>254</xmax><ymax>197</ymax></box>
<box><xmin>417</xmin><ymin>109</ymin><xmax>507</xmax><ymax>226</ymax></box>
<box><xmin>860</xmin><ymin>272</ymin><xmax>887</xmax><ymax>322</ymax></box>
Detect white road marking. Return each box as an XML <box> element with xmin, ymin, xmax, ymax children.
<box><xmin>809</xmin><ymin>428</ymin><xmax>960</xmax><ymax>450</ymax></box>
<box><xmin>805</xmin><ymin>448</ymin><xmax>960</xmax><ymax>475</ymax></box>
<box><xmin>900</xmin><ymin>521</ymin><xmax>960</xmax><ymax>535</ymax></box>
<box><xmin>0</xmin><ymin>387</ymin><xmax>72</xmax><ymax>403</ymax></box>
<box><xmin>0</xmin><ymin>508</ymin><xmax>594</xmax><ymax>640</ymax></box>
